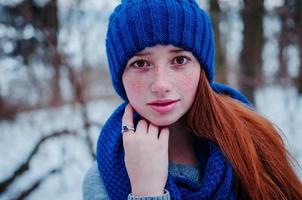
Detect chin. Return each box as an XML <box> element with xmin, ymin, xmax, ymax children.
<box><xmin>136</xmin><ymin>108</ymin><xmax>181</xmax><ymax>127</ymax></box>
<box><xmin>145</xmin><ymin>116</ymin><xmax>178</xmax><ymax>127</ymax></box>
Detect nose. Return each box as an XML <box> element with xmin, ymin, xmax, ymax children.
<box><xmin>150</xmin><ymin>66</ymin><xmax>172</xmax><ymax>96</ymax></box>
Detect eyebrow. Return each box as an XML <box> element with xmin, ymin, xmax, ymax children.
<box><xmin>134</xmin><ymin>48</ymin><xmax>185</xmax><ymax>57</ymax></box>
<box><xmin>135</xmin><ymin>52</ymin><xmax>151</xmax><ymax>56</ymax></box>
<box><xmin>169</xmin><ymin>48</ymin><xmax>185</xmax><ymax>53</ymax></box>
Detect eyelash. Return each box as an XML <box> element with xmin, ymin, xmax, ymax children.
<box><xmin>129</xmin><ymin>55</ymin><xmax>191</xmax><ymax>69</ymax></box>
<box><xmin>172</xmin><ymin>55</ymin><xmax>191</xmax><ymax>65</ymax></box>
<box><xmin>129</xmin><ymin>59</ymin><xmax>150</xmax><ymax>69</ymax></box>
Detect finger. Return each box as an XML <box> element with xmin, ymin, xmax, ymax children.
<box><xmin>148</xmin><ymin>123</ymin><xmax>159</xmax><ymax>139</ymax></box>
<box><xmin>136</xmin><ymin>120</ymin><xmax>148</xmax><ymax>135</ymax></box>
<box><xmin>159</xmin><ymin>127</ymin><xmax>170</xmax><ymax>147</ymax></box>
<box><xmin>122</xmin><ymin>104</ymin><xmax>134</xmax><ymax>133</ymax></box>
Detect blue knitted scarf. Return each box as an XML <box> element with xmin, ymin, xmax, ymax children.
<box><xmin>96</xmin><ymin>84</ymin><xmax>251</xmax><ymax>199</ymax></box>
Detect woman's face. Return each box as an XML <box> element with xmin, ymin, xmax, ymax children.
<box><xmin>122</xmin><ymin>44</ymin><xmax>201</xmax><ymax>126</ymax></box>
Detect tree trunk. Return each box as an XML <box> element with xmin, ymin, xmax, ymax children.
<box><xmin>209</xmin><ymin>0</ymin><xmax>227</xmax><ymax>83</ymax></box>
<box><xmin>39</xmin><ymin>0</ymin><xmax>63</xmax><ymax>107</ymax></box>
<box><xmin>295</xmin><ymin>0</ymin><xmax>302</xmax><ymax>93</ymax></box>
<box><xmin>240</xmin><ymin>0</ymin><xmax>264</xmax><ymax>104</ymax></box>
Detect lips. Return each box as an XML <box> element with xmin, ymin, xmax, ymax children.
<box><xmin>147</xmin><ymin>99</ymin><xmax>180</xmax><ymax>114</ymax></box>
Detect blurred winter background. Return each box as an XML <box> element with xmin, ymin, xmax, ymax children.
<box><xmin>0</xmin><ymin>0</ymin><xmax>301</xmax><ymax>199</ymax></box>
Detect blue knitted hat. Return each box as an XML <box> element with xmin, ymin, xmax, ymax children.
<box><xmin>106</xmin><ymin>0</ymin><xmax>215</xmax><ymax>101</ymax></box>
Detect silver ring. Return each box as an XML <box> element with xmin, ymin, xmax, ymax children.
<box><xmin>121</xmin><ymin>125</ymin><xmax>135</xmax><ymax>133</ymax></box>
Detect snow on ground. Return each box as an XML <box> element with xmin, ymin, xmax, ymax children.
<box><xmin>0</xmin><ymin>97</ymin><xmax>121</xmax><ymax>200</ymax></box>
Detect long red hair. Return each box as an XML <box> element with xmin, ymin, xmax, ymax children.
<box><xmin>187</xmin><ymin>70</ymin><xmax>302</xmax><ymax>199</ymax></box>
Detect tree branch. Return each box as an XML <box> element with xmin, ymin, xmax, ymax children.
<box><xmin>13</xmin><ymin>167</ymin><xmax>62</xmax><ymax>200</ymax></box>
<box><xmin>0</xmin><ymin>130</ymin><xmax>76</xmax><ymax>194</ymax></box>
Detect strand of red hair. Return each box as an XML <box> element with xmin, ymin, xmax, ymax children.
<box><xmin>187</xmin><ymin>70</ymin><xmax>302</xmax><ymax>199</ymax></box>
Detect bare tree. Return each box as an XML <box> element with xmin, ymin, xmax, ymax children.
<box><xmin>294</xmin><ymin>0</ymin><xmax>302</xmax><ymax>93</ymax></box>
<box><xmin>277</xmin><ymin>0</ymin><xmax>294</xmax><ymax>82</ymax></box>
<box><xmin>239</xmin><ymin>0</ymin><xmax>265</xmax><ymax>104</ymax></box>
<box><xmin>276</xmin><ymin>0</ymin><xmax>302</xmax><ymax>91</ymax></box>
<box><xmin>1</xmin><ymin>0</ymin><xmax>62</xmax><ymax>108</ymax></box>
<box><xmin>209</xmin><ymin>0</ymin><xmax>227</xmax><ymax>83</ymax></box>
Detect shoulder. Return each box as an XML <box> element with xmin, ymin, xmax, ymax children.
<box><xmin>82</xmin><ymin>162</ymin><xmax>109</xmax><ymax>200</ymax></box>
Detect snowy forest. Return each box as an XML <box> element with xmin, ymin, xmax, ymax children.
<box><xmin>0</xmin><ymin>0</ymin><xmax>301</xmax><ymax>199</ymax></box>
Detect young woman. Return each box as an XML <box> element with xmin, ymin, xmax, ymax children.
<box><xmin>83</xmin><ymin>0</ymin><xmax>302</xmax><ymax>199</ymax></box>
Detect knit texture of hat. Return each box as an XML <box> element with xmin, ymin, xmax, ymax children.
<box><xmin>106</xmin><ymin>0</ymin><xmax>215</xmax><ymax>101</ymax></box>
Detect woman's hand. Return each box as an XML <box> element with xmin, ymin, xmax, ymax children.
<box><xmin>122</xmin><ymin>104</ymin><xmax>170</xmax><ymax>196</ymax></box>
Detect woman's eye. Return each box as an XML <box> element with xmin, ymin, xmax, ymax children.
<box><xmin>130</xmin><ymin>60</ymin><xmax>149</xmax><ymax>68</ymax></box>
<box><xmin>173</xmin><ymin>56</ymin><xmax>190</xmax><ymax>65</ymax></box>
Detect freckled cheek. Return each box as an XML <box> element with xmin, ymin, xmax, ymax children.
<box><xmin>123</xmin><ymin>78</ymin><xmax>146</xmax><ymax>97</ymax></box>
<box><xmin>177</xmin><ymin>74</ymin><xmax>200</xmax><ymax>90</ymax></box>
